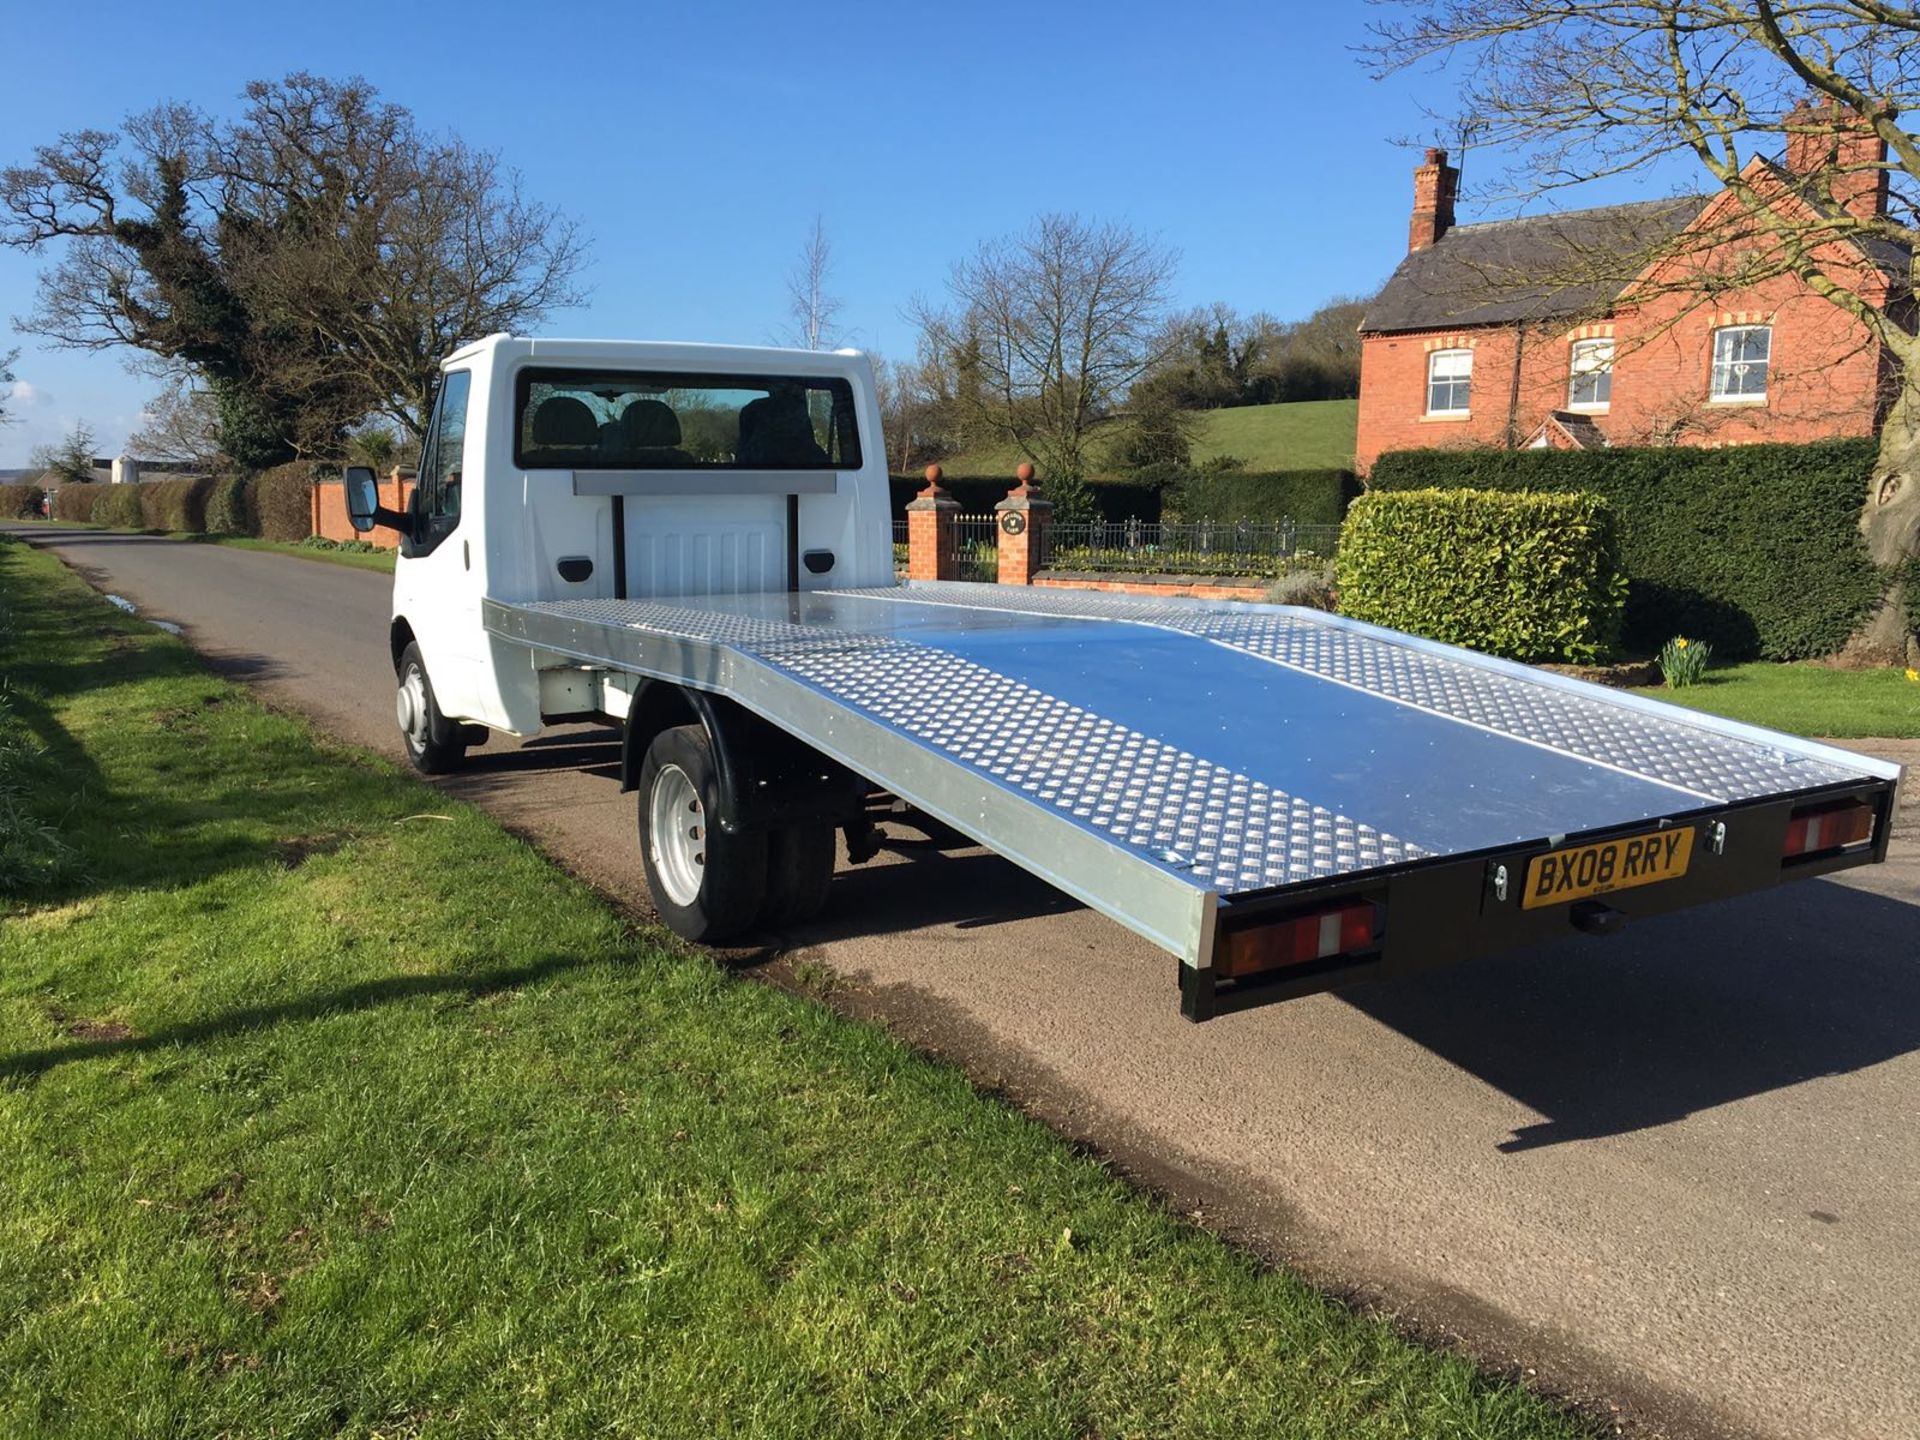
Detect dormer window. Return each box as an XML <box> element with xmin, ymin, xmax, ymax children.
<box><xmin>1710</xmin><ymin>325</ymin><xmax>1771</xmax><ymax>402</ymax></box>
<box><xmin>1426</xmin><ymin>349</ymin><xmax>1473</xmax><ymax>415</ymax></box>
<box><xmin>1568</xmin><ymin>338</ymin><xmax>1614</xmax><ymax>410</ymax></box>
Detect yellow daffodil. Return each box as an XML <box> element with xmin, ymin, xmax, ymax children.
<box><xmin>1907</xmin><ymin>667</ymin><xmax>1919</xmax><ymax>683</ymax></box>
<box><xmin>1675</xmin><ymin>637</ymin><xmax>1689</xmax><ymax>649</ymax></box>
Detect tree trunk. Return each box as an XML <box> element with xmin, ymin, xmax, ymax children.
<box><xmin>1853</xmin><ymin>371</ymin><xmax>1920</xmax><ymax>665</ymax></box>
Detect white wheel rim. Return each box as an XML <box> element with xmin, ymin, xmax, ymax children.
<box><xmin>649</xmin><ymin>763</ymin><xmax>706</xmax><ymax>907</ymax></box>
<box><xmin>398</xmin><ymin>665</ymin><xmax>431</xmax><ymax>751</ymax></box>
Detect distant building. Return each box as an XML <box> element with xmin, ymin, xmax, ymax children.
<box><xmin>1354</xmin><ymin>108</ymin><xmax>1905</xmax><ymax>473</ymax></box>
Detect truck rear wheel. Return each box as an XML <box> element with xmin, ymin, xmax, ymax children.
<box><xmin>639</xmin><ymin>724</ymin><xmax>766</xmax><ymax>942</ymax></box>
<box><xmin>396</xmin><ymin>642</ymin><xmax>468</xmax><ymax>774</ymax></box>
<box><xmin>761</xmin><ymin>824</ymin><xmax>835</xmax><ymax>927</ymax></box>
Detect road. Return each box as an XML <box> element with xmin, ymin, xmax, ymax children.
<box><xmin>11</xmin><ymin>522</ymin><xmax>1919</xmax><ymax>1440</ymax></box>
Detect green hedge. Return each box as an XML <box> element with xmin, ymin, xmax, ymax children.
<box><xmin>41</xmin><ymin>471</ymin><xmax>317</xmax><ymax>542</ymax></box>
<box><xmin>250</xmin><ymin>463</ymin><xmax>317</xmax><ymax>542</ymax></box>
<box><xmin>136</xmin><ymin>477</ymin><xmax>218</xmax><ymax>533</ymax></box>
<box><xmin>1158</xmin><ymin>467</ymin><xmax>1360</xmax><ymax>529</ymax></box>
<box><xmin>1367</xmin><ymin>441</ymin><xmax>1883</xmax><ymax>660</ymax></box>
<box><xmin>886</xmin><ymin>467</ymin><xmax>1359</xmax><ymax>528</ymax></box>
<box><xmin>90</xmin><ymin>484</ymin><xmax>145</xmax><ymax>530</ymax></box>
<box><xmin>205</xmin><ymin>475</ymin><xmax>251</xmax><ymax>535</ymax></box>
<box><xmin>50</xmin><ymin>485</ymin><xmax>101</xmax><ymax>523</ymax></box>
<box><xmin>888</xmin><ymin>474</ymin><xmax>1161</xmax><ymax>523</ymax></box>
<box><xmin>0</xmin><ymin>484</ymin><xmax>46</xmax><ymax>519</ymax></box>
<box><xmin>1337</xmin><ymin>488</ymin><xmax>1627</xmax><ymax>664</ymax></box>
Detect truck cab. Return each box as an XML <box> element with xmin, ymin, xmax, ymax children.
<box><xmin>375</xmin><ymin>334</ymin><xmax>893</xmax><ymax>747</ymax></box>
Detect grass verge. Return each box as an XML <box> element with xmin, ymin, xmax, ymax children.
<box><xmin>1632</xmin><ymin>661</ymin><xmax>1919</xmax><ymax>739</ymax></box>
<box><xmin>0</xmin><ymin>535</ymin><xmax>1589</xmax><ymax>1438</ymax></box>
<box><xmin>184</xmin><ymin>533</ymin><xmax>398</xmax><ymax>573</ymax></box>
<box><xmin>7</xmin><ymin>519</ymin><xmax>396</xmax><ymax>574</ymax></box>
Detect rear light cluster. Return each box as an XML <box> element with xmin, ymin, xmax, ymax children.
<box><xmin>1217</xmin><ymin>900</ymin><xmax>1378</xmax><ymax>980</ymax></box>
<box><xmin>1782</xmin><ymin>799</ymin><xmax>1877</xmax><ymax>859</ymax></box>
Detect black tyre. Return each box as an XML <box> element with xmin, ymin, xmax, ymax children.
<box><xmin>396</xmin><ymin>641</ymin><xmax>468</xmax><ymax>774</ymax></box>
<box><xmin>761</xmin><ymin>823</ymin><xmax>835</xmax><ymax>927</ymax></box>
<box><xmin>638</xmin><ymin>724</ymin><xmax>767</xmax><ymax>942</ymax></box>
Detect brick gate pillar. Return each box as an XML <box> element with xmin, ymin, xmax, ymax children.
<box><xmin>905</xmin><ymin>465</ymin><xmax>959</xmax><ymax>582</ymax></box>
<box><xmin>994</xmin><ymin>464</ymin><xmax>1053</xmax><ymax>586</ymax></box>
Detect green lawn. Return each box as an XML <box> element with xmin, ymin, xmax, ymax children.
<box><xmin>1631</xmin><ymin>661</ymin><xmax>1919</xmax><ymax>738</ymax></box>
<box><xmin>1191</xmin><ymin>399</ymin><xmax>1358</xmax><ymax>471</ymax></box>
<box><xmin>0</xmin><ymin>534</ymin><xmax>1588</xmax><ymax>1438</ymax></box>
<box><xmin>939</xmin><ymin>399</ymin><xmax>1359</xmax><ymax>478</ymax></box>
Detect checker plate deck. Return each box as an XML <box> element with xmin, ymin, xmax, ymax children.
<box><xmin>484</xmin><ymin>582</ymin><xmax>1895</xmax><ymax>963</ymax></box>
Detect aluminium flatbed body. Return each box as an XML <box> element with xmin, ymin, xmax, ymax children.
<box><xmin>484</xmin><ymin>580</ymin><xmax>1903</xmax><ymax>1020</ymax></box>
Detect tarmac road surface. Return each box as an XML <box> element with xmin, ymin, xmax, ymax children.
<box><xmin>11</xmin><ymin>522</ymin><xmax>1919</xmax><ymax>1440</ymax></box>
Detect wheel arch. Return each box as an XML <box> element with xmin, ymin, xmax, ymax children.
<box><xmin>389</xmin><ymin>616</ymin><xmax>417</xmax><ymax>675</ymax></box>
<box><xmin>621</xmin><ymin>681</ymin><xmax>736</xmax><ymax>799</ymax></box>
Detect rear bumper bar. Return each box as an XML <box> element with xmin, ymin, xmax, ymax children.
<box><xmin>1183</xmin><ymin>777</ymin><xmax>1899</xmax><ymax>1020</ymax></box>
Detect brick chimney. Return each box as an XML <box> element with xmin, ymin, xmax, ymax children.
<box><xmin>1409</xmin><ymin>147</ymin><xmax>1459</xmax><ymax>253</ymax></box>
<box><xmin>1784</xmin><ymin>97</ymin><xmax>1888</xmax><ymax>220</ymax></box>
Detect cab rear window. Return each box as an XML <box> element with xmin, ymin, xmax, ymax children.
<box><xmin>514</xmin><ymin>368</ymin><xmax>862</xmax><ymax>471</ymax></box>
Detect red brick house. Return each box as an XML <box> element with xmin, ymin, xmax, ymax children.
<box><xmin>1354</xmin><ymin>125</ymin><xmax>1908</xmax><ymax>474</ymax></box>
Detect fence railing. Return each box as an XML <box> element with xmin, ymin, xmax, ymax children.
<box><xmin>892</xmin><ymin>518</ymin><xmax>908</xmax><ymax>571</ymax></box>
<box><xmin>1042</xmin><ymin>517</ymin><xmax>1337</xmax><ymax>579</ymax></box>
<box><xmin>947</xmin><ymin>513</ymin><xmax>999</xmax><ymax>583</ymax></box>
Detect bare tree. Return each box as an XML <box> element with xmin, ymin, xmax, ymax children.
<box><xmin>0</xmin><ymin>348</ymin><xmax>15</xmax><ymax>427</ymax></box>
<box><xmin>1367</xmin><ymin>3</ymin><xmax>1920</xmax><ymax>659</ymax></box>
<box><xmin>786</xmin><ymin>215</ymin><xmax>843</xmax><ymax>350</ymax></box>
<box><xmin>1</xmin><ymin>74</ymin><xmax>588</xmax><ymax>466</ymax></box>
<box><xmin>915</xmin><ymin>214</ymin><xmax>1179</xmax><ymax>497</ymax></box>
<box><xmin>126</xmin><ymin>377</ymin><xmax>223</xmax><ymax>468</ymax></box>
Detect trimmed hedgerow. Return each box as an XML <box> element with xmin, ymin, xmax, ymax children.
<box><xmin>135</xmin><ymin>477</ymin><xmax>218</xmax><ymax>533</ymax></box>
<box><xmin>250</xmin><ymin>463</ymin><xmax>316</xmax><ymax>542</ymax></box>
<box><xmin>1158</xmin><ymin>467</ymin><xmax>1360</xmax><ymax>529</ymax></box>
<box><xmin>50</xmin><ymin>485</ymin><xmax>101</xmax><ymax>523</ymax></box>
<box><xmin>887</xmin><ymin>473</ymin><xmax>1162</xmax><ymax>524</ymax></box>
<box><xmin>90</xmin><ymin>484</ymin><xmax>145</xmax><ymax>530</ymax></box>
<box><xmin>205</xmin><ymin>474</ymin><xmax>252</xmax><ymax>535</ymax></box>
<box><xmin>1337</xmin><ymin>488</ymin><xmax>1628</xmax><ymax>664</ymax></box>
<box><xmin>0</xmin><ymin>484</ymin><xmax>46</xmax><ymax>519</ymax></box>
<box><xmin>1367</xmin><ymin>440</ymin><xmax>1883</xmax><ymax>660</ymax></box>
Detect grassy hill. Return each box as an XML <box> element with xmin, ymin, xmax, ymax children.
<box><xmin>935</xmin><ymin>399</ymin><xmax>1358</xmax><ymax>478</ymax></box>
<box><xmin>1193</xmin><ymin>399</ymin><xmax>1356</xmax><ymax>471</ymax></box>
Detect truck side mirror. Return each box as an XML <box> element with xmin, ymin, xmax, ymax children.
<box><xmin>344</xmin><ymin>466</ymin><xmax>380</xmax><ymax>533</ymax></box>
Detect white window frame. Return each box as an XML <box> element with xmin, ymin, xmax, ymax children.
<box><xmin>1710</xmin><ymin>325</ymin><xmax>1771</xmax><ymax>403</ymax></box>
<box><xmin>1567</xmin><ymin>338</ymin><xmax>1614</xmax><ymax>411</ymax></box>
<box><xmin>1426</xmin><ymin>348</ymin><xmax>1473</xmax><ymax>416</ymax></box>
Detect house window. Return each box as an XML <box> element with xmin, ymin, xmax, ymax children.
<box><xmin>1427</xmin><ymin>349</ymin><xmax>1472</xmax><ymax>414</ymax></box>
<box><xmin>1568</xmin><ymin>338</ymin><xmax>1613</xmax><ymax>409</ymax></box>
<box><xmin>1710</xmin><ymin>325</ymin><xmax>1771</xmax><ymax>401</ymax></box>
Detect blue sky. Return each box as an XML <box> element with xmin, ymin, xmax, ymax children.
<box><xmin>0</xmin><ymin>0</ymin><xmax>1692</xmax><ymax>466</ymax></box>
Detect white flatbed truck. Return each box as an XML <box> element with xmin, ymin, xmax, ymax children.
<box><xmin>346</xmin><ymin>335</ymin><xmax>1903</xmax><ymax>1021</ymax></box>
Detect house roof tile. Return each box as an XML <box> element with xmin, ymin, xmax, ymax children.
<box><xmin>1362</xmin><ymin>196</ymin><xmax>1713</xmax><ymax>334</ymax></box>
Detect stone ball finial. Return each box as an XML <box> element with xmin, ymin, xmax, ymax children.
<box><xmin>1016</xmin><ymin>463</ymin><xmax>1034</xmax><ymax>484</ymax></box>
<box><xmin>917</xmin><ymin>464</ymin><xmax>948</xmax><ymax>499</ymax></box>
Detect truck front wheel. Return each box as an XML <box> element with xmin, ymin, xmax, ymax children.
<box><xmin>396</xmin><ymin>642</ymin><xmax>468</xmax><ymax>774</ymax></box>
<box><xmin>639</xmin><ymin>725</ymin><xmax>767</xmax><ymax>942</ymax></box>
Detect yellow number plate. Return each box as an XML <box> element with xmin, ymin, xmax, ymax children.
<box><xmin>1522</xmin><ymin>828</ymin><xmax>1695</xmax><ymax>910</ymax></box>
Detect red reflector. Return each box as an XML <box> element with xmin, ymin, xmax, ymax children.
<box><xmin>1218</xmin><ymin>901</ymin><xmax>1377</xmax><ymax>980</ymax></box>
<box><xmin>1783</xmin><ymin>800</ymin><xmax>1876</xmax><ymax>858</ymax></box>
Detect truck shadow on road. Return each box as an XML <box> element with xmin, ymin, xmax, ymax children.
<box><xmin>1345</xmin><ymin>877</ymin><xmax>1920</xmax><ymax>1151</ymax></box>
<box><xmin>458</xmin><ymin>727</ymin><xmax>624</xmax><ymax>782</ymax></box>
